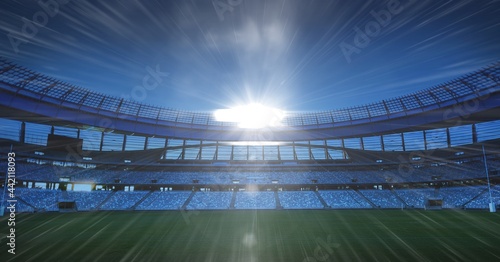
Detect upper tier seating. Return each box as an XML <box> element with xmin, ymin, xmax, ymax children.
<box><xmin>10</xmin><ymin>159</ymin><xmax>498</xmax><ymax>185</ymax></box>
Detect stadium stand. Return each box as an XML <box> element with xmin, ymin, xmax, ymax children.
<box><xmin>278</xmin><ymin>191</ymin><xmax>324</xmax><ymax>209</ymax></box>
<box><xmin>438</xmin><ymin>186</ymin><xmax>486</xmax><ymax>208</ymax></box>
<box><xmin>3</xmin><ymin>191</ymin><xmax>35</xmax><ymax>212</ymax></box>
<box><xmin>15</xmin><ymin>188</ymin><xmax>60</xmax><ymax>212</ymax></box>
<box><xmin>394</xmin><ymin>188</ymin><xmax>436</xmax><ymax>208</ymax></box>
<box><xmin>465</xmin><ymin>186</ymin><xmax>500</xmax><ymax>209</ymax></box>
<box><xmin>136</xmin><ymin>191</ymin><xmax>191</xmax><ymax>210</ymax></box>
<box><xmin>358</xmin><ymin>190</ymin><xmax>404</xmax><ymax>208</ymax></box>
<box><xmin>186</xmin><ymin>191</ymin><xmax>233</xmax><ymax>210</ymax></box>
<box><xmin>1</xmin><ymin>59</ymin><xmax>499</xmax><ymax>214</ymax></box>
<box><xmin>319</xmin><ymin>190</ymin><xmax>372</xmax><ymax>209</ymax></box>
<box><xmin>99</xmin><ymin>191</ymin><xmax>149</xmax><ymax>210</ymax></box>
<box><xmin>9</xmin><ymin>159</ymin><xmax>498</xmax><ymax>185</ymax></box>
<box><xmin>234</xmin><ymin>191</ymin><xmax>276</xmax><ymax>209</ymax></box>
<box><xmin>66</xmin><ymin>190</ymin><xmax>111</xmax><ymax>211</ymax></box>
<box><xmin>3</xmin><ymin>185</ymin><xmax>499</xmax><ymax>213</ymax></box>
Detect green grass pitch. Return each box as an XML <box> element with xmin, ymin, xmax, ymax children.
<box><xmin>1</xmin><ymin>210</ymin><xmax>499</xmax><ymax>261</ymax></box>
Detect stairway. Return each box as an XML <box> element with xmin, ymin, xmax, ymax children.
<box><xmin>60</xmin><ymin>190</ymin><xmax>70</xmax><ymax>201</ymax></box>
<box><xmin>229</xmin><ymin>191</ymin><xmax>237</xmax><ymax>209</ymax></box>
<box><xmin>390</xmin><ymin>189</ymin><xmax>408</xmax><ymax>209</ymax></box>
<box><xmin>462</xmin><ymin>186</ymin><xmax>492</xmax><ymax>208</ymax></box>
<box><xmin>314</xmin><ymin>191</ymin><xmax>329</xmax><ymax>208</ymax></box>
<box><xmin>131</xmin><ymin>191</ymin><xmax>154</xmax><ymax>210</ymax></box>
<box><xmin>274</xmin><ymin>191</ymin><xmax>282</xmax><ymax>209</ymax></box>
<box><xmin>15</xmin><ymin>197</ymin><xmax>37</xmax><ymax>211</ymax></box>
<box><xmin>96</xmin><ymin>191</ymin><xmax>116</xmax><ymax>211</ymax></box>
<box><xmin>354</xmin><ymin>189</ymin><xmax>377</xmax><ymax>208</ymax></box>
<box><xmin>181</xmin><ymin>191</ymin><xmax>197</xmax><ymax>209</ymax></box>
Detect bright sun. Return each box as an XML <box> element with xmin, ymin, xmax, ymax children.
<box><xmin>214</xmin><ymin>103</ymin><xmax>285</xmax><ymax>129</ymax></box>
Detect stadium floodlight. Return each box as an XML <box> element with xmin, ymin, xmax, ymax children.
<box><xmin>214</xmin><ymin>103</ymin><xmax>285</xmax><ymax>129</ymax></box>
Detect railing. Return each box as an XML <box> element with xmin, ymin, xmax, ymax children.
<box><xmin>0</xmin><ymin>57</ymin><xmax>498</xmax><ymax>127</ymax></box>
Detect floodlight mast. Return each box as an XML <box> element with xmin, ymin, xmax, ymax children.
<box><xmin>482</xmin><ymin>144</ymin><xmax>496</xmax><ymax>213</ymax></box>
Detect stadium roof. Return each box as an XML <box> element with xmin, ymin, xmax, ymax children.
<box><xmin>1</xmin><ymin>58</ymin><xmax>499</xmax><ymax>141</ymax></box>
<box><xmin>1</xmin><ymin>1</ymin><xmax>500</xmax><ymax>112</ymax></box>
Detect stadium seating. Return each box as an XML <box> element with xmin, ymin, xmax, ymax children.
<box><xmin>66</xmin><ymin>190</ymin><xmax>112</xmax><ymax>211</ymax></box>
<box><xmin>4</xmin><ymin>159</ymin><xmax>499</xmax><ymax>212</ymax></box>
<box><xmin>13</xmin><ymin>200</ymin><xmax>35</xmax><ymax>213</ymax></box>
<box><xmin>186</xmin><ymin>191</ymin><xmax>232</xmax><ymax>210</ymax></box>
<box><xmin>2</xmin><ymin>191</ymin><xmax>35</xmax><ymax>212</ymax></box>
<box><xmin>15</xmin><ymin>187</ymin><xmax>60</xmax><ymax>212</ymax></box>
<box><xmin>465</xmin><ymin>186</ymin><xmax>500</xmax><ymax>209</ymax></box>
<box><xmin>234</xmin><ymin>191</ymin><xmax>276</xmax><ymax>209</ymax></box>
<box><xmin>11</xmin><ymin>159</ymin><xmax>497</xmax><ymax>186</ymax></box>
<box><xmin>358</xmin><ymin>190</ymin><xmax>404</xmax><ymax>208</ymax></box>
<box><xmin>5</xmin><ymin>184</ymin><xmax>498</xmax><ymax>213</ymax></box>
<box><xmin>99</xmin><ymin>191</ymin><xmax>149</xmax><ymax>210</ymax></box>
<box><xmin>438</xmin><ymin>186</ymin><xmax>486</xmax><ymax>208</ymax></box>
<box><xmin>319</xmin><ymin>190</ymin><xmax>372</xmax><ymax>208</ymax></box>
<box><xmin>278</xmin><ymin>191</ymin><xmax>323</xmax><ymax>209</ymax></box>
<box><xmin>393</xmin><ymin>188</ymin><xmax>436</xmax><ymax>208</ymax></box>
<box><xmin>136</xmin><ymin>191</ymin><xmax>191</xmax><ymax>210</ymax></box>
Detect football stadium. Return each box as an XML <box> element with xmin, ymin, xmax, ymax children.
<box><xmin>1</xmin><ymin>1</ymin><xmax>500</xmax><ymax>262</ymax></box>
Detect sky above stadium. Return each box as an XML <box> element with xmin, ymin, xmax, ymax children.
<box><xmin>0</xmin><ymin>0</ymin><xmax>499</xmax><ymax>112</ymax></box>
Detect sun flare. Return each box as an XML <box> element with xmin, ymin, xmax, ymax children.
<box><xmin>214</xmin><ymin>103</ymin><xmax>285</xmax><ymax>129</ymax></box>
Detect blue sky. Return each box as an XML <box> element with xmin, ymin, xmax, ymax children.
<box><xmin>0</xmin><ymin>0</ymin><xmax>499</xmax><ymax>112</ymax></box>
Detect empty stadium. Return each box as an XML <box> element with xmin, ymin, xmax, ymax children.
<box><xmin>1</xmin><ymin>56</ymin><xmax>500</xmax><ymax>261</ymax></box>
<box><xmin>1</xmin><ymin>1</ymin><xmax>500</xmax><ymax>262</ymax></box>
